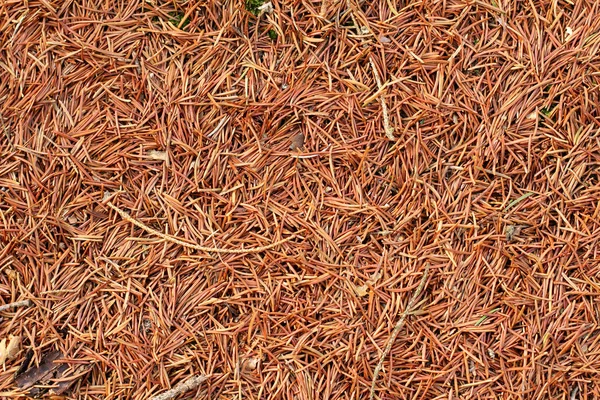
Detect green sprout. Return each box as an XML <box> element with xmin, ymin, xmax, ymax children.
<box><xmin>246</xmin><ymin>0</ymin><xmax>264</xmax><ymax>16</ymax></box>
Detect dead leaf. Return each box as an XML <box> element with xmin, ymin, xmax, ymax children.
<box><xmin>0</xmin><ymin>339</ymin><xmax>6</xmax><ymax>365</ymax></box>
<box><xmin>505</xmin><ymin>225</ymin><xmax>522</xmax><ymax>242</ymax></box>
<box><xmin>290</xmin><ymin>133</ymin><xmax>305</xmax><ymax>151</ymax></box>
<box><xmin>148</xmin><ymin>150</ymin><xmax>168</xmax><ymax>161</ymax></box>
<box><xmin>565</xmin><ymin>27</ymin><xmax>573</xmax><ymax>40</ymax></box>
<box><xmin>258</xmin><ymin>1</ymin><xmax>273</xmax><ymax>14</ymax></box>
<box><xmin>378</xmin><ymin>35</ymin><xmax>391</xmax><ymax>43</ymax></box>
<box><xmin>4</xmin><ymin>269</ymin><xmax>18</xmax><ymax>281</ymax></box>
<box><xmin>369</xmin><ymin>271</ymin><xmax>382</xmax><ymax>283</ymax></box>
<box><xmin>5</xmin><ymin>335</ymin><xmax>20</xmax><ymax>362</ymax></box>
<box><xmin>0</xmin><ymin>335</ymin><xmax>19</xmax><ymax>365</ymax></box>
<box><xmin>353</xmin><ymin>284</ymin><xmax>369</xmax><ymax>297</ymax></box>
<box><xmin>242</xmin><ymin>356</ymin><xmax>260</xmax><ymax>372</ymax></box>
<box><xmin>526</xmin><ymin>111</ymin><xmax>537</xmax><ymax>120</ymax></box>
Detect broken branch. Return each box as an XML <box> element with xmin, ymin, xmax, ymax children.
<box><xmin>150</xmin><ymin>375</ymin><xmax>208</xmax><ymax>400</ymax></box>
<box><xmin>0</xmin><ymin>299</ymin><xmax>32</xmax><ymax>313</ymax></box>
<box><xmin>369</xmin><ymin>265</ymin><xmax>429</xmax><ymax>400</ymax></box>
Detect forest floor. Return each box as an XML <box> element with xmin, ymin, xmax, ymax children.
<box><xmin>1</xmin><ymin>0</ymin><xmax>600</xmax><ymax>399</ymax></box>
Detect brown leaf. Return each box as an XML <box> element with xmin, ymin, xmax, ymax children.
<box><xmin>0</xmin><ymin>335</ymin><xmax>19</xmax><ymax>365</ymax></box>
<box><xmin>290</xmin><ymin>133</ymin><xmax>305</xmax><ymax>151</ymax></box>
<box><xmin>242</xmin><ymin>356</ymin><xmax>260</xmax><ymax>373</ymax></box>
<box><xmin>5</xmin><ymin>335</ymin><xmax>20</xmax><ymax>362</ymax></box>
<box><xmin>4</xmin><ymin>269</ymin><xmax>18</xmax><ymax>281</ymax></box>
<box><xmin>0</xmin><ymin>339</ymin><xmax>6</xmax><ymax>365</ymax></box>
<box><xmin>353</xmin><ymin>284</ymin><xmax>369</xmax><ymax>297</ymax></box>
<box><xmin>505</xmin><ymin>225</ymin><xmax>522</xmax><ymax>242</ymax></box>
<box><xmin>148</xmin><ymin>150</ymin><xmax>168</xmax><ymax>161</ymax></box>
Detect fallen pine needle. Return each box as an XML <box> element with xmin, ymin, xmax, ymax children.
<box><xmin>0</xmin><ymin>300</ymin><xmax>32</xmax><ymax>313</ymax></box>
<box><xmin>369</xmin><ymin>57</ymin><xmax>395</xmax><ymax>140</ymax></box>
<box><xmin>107</xmin><ymin>202</ymin><xmax>293</xmax><ymax>254</ymax></box>
<box><xmin>150</xmin><ymin>375</ymin><xmax>208</xmax><ymax>400</ymax></box>
<box><xmin>369</xmin><ymin>264</ymin><xmax>429</xmax><ymax>400</ymax></box>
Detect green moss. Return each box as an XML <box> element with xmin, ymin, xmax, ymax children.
<box><xmin>246</xmin><ymin>0</ymin><xmax>264</xmax><ymax>16</ymax></box>
<box><xmin>540</xmin><ymin>106</ymin><xmax>555</xmax><ymax>117</ymax></box>
<box><xmin>268</xmin><ymin>29</ymin><xmax>278</xmax><ymax>41</ymax></box>
<box><xmin>169</xmin><ymin>11</ymin><xmax>189</xmax><ymax>29</ymax></box>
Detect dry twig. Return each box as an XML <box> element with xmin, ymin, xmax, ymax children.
<box><xmin>150</xmin><ymin>375</ymin><xmax>208</xmax><ymax>400</ymax></box>
<box><xmin>107</xmin><ymin>202</ymin><xmax>293</xmax><ymax>254</ymax></box>
<box><xmin>369</xmin><ymin>265</ymin><xmax>429</xmax><ymax>400</ymax></box>
<box><xmin>369</xmin><ymin>57</ymin><xmax>395</xmax><ymax>140</ymax></box>
<box><xmin>0</xmin><ymin>300</ymin><xmax>32</xmax><ymax>313</ymax></box>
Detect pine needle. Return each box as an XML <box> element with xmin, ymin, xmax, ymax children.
<box><xmin>369</xmin><ymin>265</ymin><xmax>430</xmax><ymax>400</ymax></box>
<box><xmin>107</xmin><ymin>202</ymin><xmax>293</xmax><ymax>254</ymax></box>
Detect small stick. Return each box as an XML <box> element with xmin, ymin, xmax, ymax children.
<box><xmin>107</xmin><ymin>202</ymin><xmax>293</xmax><ymax>254</ymax></box>
<box><xmin>150</xmin><ymin>375</ymin><xmax>208</xmax><ymax>400</ymax></box>
<box><xmin>0</xmin><ymin>299</ymin><xmax>32</xmax><ymax>312</ymax></box>
<box><xmin>369</xmin><ymin>57</ymin><xmax>395</xmax><ymax>140</ymax></box>
<box><xmin>369</xmin><ymin>265</ymin><xmax>429</xmax><ymax>400</ymax></box>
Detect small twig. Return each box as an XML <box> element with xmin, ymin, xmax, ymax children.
<box><xmin>107</xmin><ymin>202</ymin><xmax>293</xmax><ymax>254</ymax></box>
<box><xmin>0</xmin><ymin>299</ymin><xmax>32</xmax><ymax>313</ymax></box>
<box><xmin>369</xmin><ymin>265</ymin><xmax>429</xmax><ymax>400</ymax></box>
<box><xmin>150</xmin><ymin>375</ymin><xmax>208</xmax><ymax>400</ymax></box>
<box><xmin>369</xmin><ymin>57</ymin><xmax>395</xmax><ymax>140</ymax></box>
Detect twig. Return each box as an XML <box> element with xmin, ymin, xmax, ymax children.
<box><xmin>369</xmin><ymin>265</ymin><xmax>429</xmax><ymax>400</ymax></box>
<box><xmin>107</xmin><ymin>202</ymin><xmax>293</xmax><ymax>254</ymax></box>
<box><xmin>369</xmin><ymin>57</ymin><xmax>395</xmax><ymax>140</ymax></box>
<box><xmin>0</xmin><ymin>299</ymin><xmax>32</xmax><ymax>312</ymax></box>
<box><xmin>150</xmin><ymin>375</ymin><xmax>208</xmax><ymax>400</ymax></box>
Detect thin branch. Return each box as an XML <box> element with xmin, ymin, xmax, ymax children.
<box><xmin>0</xmin><ymin>299</ymin><xmax>32</xmax><ymax>313</ymax></box>
<box><xmin>369</xmin><ymin>265</ymin><xmax>430</xmax><ymax>400</ymax></box>
<box><xmin>369</xmin><ymin>57</ymin><xmax>395</xmax><ymax>140</ymax></box>
<box><xmin>107</xmin><ymin>202</ymin><xmax>294</xmax><ymax>254</ymax></box>
<box><xmin>150</xmin><ymin>375</ymin><xmax>208</xmax><ymax>400</ymax></box>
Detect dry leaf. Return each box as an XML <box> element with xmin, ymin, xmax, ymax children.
<box><xmin>369</xmin><ymin>271</ymin><xmax>382</xmax><ymax>284</ymax></box>
<box><xmin>148</xmin><ymin>150</ymin><xmax>168</xmax><ymax>161</ymax></box>
<box><xmin>4</xmin><ymin>269</ymin><xmax>18</xmax><ymax>281</ymax></box>
<box><xmin>565</xmin><ymin>27</ymin><xmax>573</xmax><ymax>40</ymax></box>
<box><xmin>0</xmin><ymin>335</ymin><xmax>20</xmax><ymax>365</ymax></box>
<box><xmin>505</xmin><ymin>225</ymin><xmax>522</xmax><ymax>242</ymax></box>
<box><xmin>243</xmin><ymin>357</ymin><xmax>260</xmax><ymax>371</ymax></box>
<box><xmin>258</xmin><ymin>2</ymin><xmax>273</xmax><ymax>14</ymax></box>
<box><xmin>0</xmin><ymin>339</ymin><xmax>6</xmax><ymax>365</ymax></box>
<box><xmin>290</xmin><ymin>133</ymin><xmax>305</xmax><ymax>151</ymax></box>
<box><xmin>6</xmin><ymin>335</ymin><xmax>20</xmax><ymax>360</ymax></box>
<box><xmin>353</xmin><ymin>284</ymin><xmax>369</xmax><ymax>297</ymax></box>
<box><xmin>378</xmin><ymin>35</ymin><xmax>391</xmax><ymax>43</ymax></box>
<box><xmin>526</xmin><ymin>111</ymin><xmax>537</xmax><ymax>120</ymax></box>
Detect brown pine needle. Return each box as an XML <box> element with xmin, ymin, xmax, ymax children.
<box><xmin>369</xmin><ymin>57</ymin><xmax>395</xmax><ymax>140</ymax></box>
<box><xmin>150</xmin><ymin>375</ymin><xmax>208</xmax><ymax>400</ymax></box>
<box><xmin>3</xmin><ymin>1</ymin><xmax>599</xmax><ymax>397</ymax></box>
<box><xmin>369</xmin><ymin>265</ymin><xmax>430</xmax><ymax>400</ymax></box>
<box><xmin>107</xmin><ymin>202</ymin><xmax>293</xmax><ymax>254</ymax></box>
